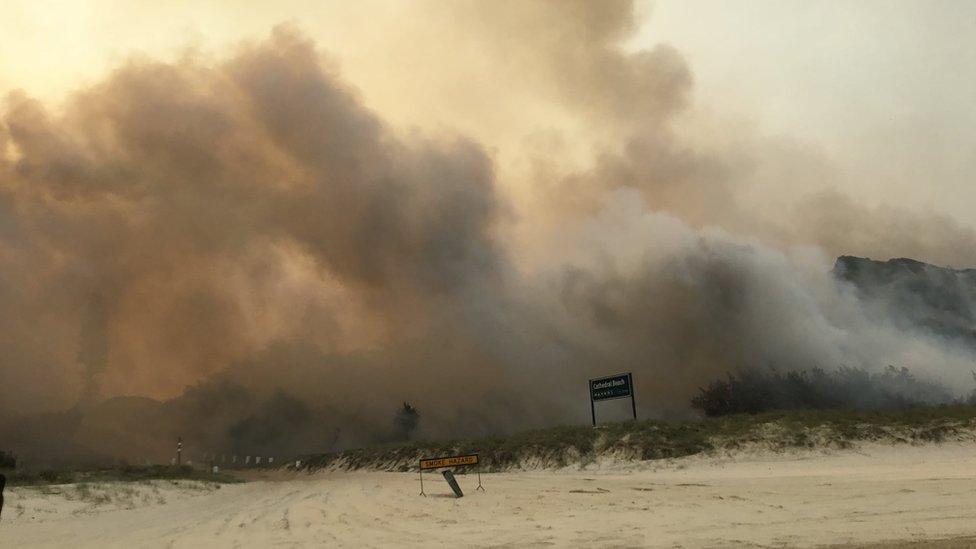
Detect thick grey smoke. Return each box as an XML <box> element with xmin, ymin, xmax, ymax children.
<box><xmin>2</xmin><ymin>2</ymin><xmax>975</xmax><ymax>464</ymax></box>
<box><xmin>1</xmin><ymin>26</ymin><xmax>502</xmax><ymax>406</ymax></box>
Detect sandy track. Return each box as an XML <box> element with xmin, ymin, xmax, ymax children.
<box><xmin>4</xmin><ymin>443</ymin><xmax>976</xmax><ymax>548</ymax></box>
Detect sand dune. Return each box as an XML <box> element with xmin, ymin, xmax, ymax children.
<box><xmin>4</xmin><ymin>443</ymin><xmax>976</xmax><ymax>547</ymax></box>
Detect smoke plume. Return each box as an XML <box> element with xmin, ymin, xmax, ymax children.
<box><xmin>2</xmin><ymin>1</ymin><xmax>975</xmax><ymax>464</ymax></box>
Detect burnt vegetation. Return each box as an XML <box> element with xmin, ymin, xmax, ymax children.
<box><xmin>393</xmin><ymin>402</ymin><xmax>421</xmax><ymax>442</ymax></box>
<box><xmin>0</xmin><ymin>450</ymin><xmax>15</xmax><ymax>469</ymax></box>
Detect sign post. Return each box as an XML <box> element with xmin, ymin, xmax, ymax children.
<box><xmin>442</xmin><ymin>470</ymin><xmax>464</xmax><ymax>498</ymax></box>
<box><xmin>0</xmin><ymin>473</ymin><xmax>6</xmax><ymax>521</ymax></box>
<box><xmin>589</xmin><ymin>372</ymin><xmax>637</xmax><ymax>426</ymax></box>
<box><xmin>177</xmin><ymin>437</ymin><xmax>183</xmax><ymax>466</ymax></box>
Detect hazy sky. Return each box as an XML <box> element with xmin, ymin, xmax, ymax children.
<box><xmin>644</xmin><ymin>0</ymin><xmax>976</xmax><ymax>221</ymax></box>
<box><xmin>4</xmin><ymin>1</ymin><xmax>976</xmax><ymax>453</ymax></box>
<box><xmin>3</xmin><ymin>0</ymin><xmax>974</xmax><ymax>222</ymax></box>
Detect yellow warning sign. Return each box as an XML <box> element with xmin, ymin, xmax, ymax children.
<box><xmin>419</xmin><ymin>454</ymin><xmax>479</xmax><ymax>470</ymax></box>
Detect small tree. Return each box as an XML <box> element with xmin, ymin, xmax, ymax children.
<box><xmin>0</xmin><ymin>450</ymin><xmax>15</xmax><ymax>469</ymax></box>
<box><xmin>393</xmin><ymin>402</ymin><xmax>420</xmax><ymax>441</ymax></box>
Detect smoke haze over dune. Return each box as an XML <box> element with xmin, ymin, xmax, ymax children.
<box><xmin>2</xmin><ymin>1</ymin><xmax>976</xmax><ymax>462</ymax></box>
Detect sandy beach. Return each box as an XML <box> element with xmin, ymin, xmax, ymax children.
<box><xmin>3</xmin><ymin>443</ymin><xmax>976</xmax><ymax>548</ymax></box>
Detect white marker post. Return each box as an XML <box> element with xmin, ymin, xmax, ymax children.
<box><xmin>1</xmin><ymin>473</ymin><xmax>6</xmax><ymax>521</ymax></box>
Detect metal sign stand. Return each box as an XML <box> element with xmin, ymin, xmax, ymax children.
<box><xmin>629</xmin><ymin>372</ymin><xmax>637</xmax><ymax>421</ymax></box>
<box><xmin>590</xmin><ymin>393</ymin><xmax>597</xmax><ymax>427</ymax></box>
<box><xmin>419</xmin><ymin>468</ymin><xmax>426</xmax><ymax>496</ymax></box>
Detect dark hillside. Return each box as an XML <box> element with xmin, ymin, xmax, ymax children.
<box><xmin>834</xmin><ymin>256</ymin><xmax>976</xmax><ymax>346</ymax></box>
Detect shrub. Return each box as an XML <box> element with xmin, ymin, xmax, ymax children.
<box><xmin>393</xmin><ymin>402</ymin><xmax>420</xmax><ymax>441</ymax></box>
<box><xmin>691</xmin><ymin>366</ymin><xmax>953</xmax><ymax>417</ymax></box>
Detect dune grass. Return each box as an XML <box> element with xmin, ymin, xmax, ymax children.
<box><xmin>299</xmin><ymin>404</ymin><xmax>976</xmax><ymax>472</ymax></box>
<box><xmin>2</xmin><ymin>464</ymin><xmax>244</xmax><ymax>487</ymax></box>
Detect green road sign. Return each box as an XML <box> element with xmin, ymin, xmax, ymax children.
<box><xmin>590</xmin><ymin>373</ymin><xmax>632</xmax><ymax>401</ymax></box>
<box><xmin>589</xmin><ymin>372</ymin><xmax>637</xmax><ymax>425</ymax></box>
